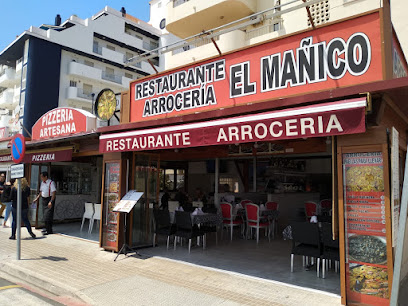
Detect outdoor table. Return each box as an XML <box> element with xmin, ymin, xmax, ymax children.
<box><xmin>169</xmin><ymin>211</ymin><xmax>222</xmax><ymax>226</ymax></box>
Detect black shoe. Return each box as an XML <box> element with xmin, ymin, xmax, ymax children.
<box><xmin>9</xmin><ymin>236</ymin><xmax>15</xmax><ymax>240</ymax></box>
<box><xmin>43</xmin><ymin>232</ymin><xmax>49</xmax><ymax>235</ymax></box>
<box><xmin>30</xmin><ymin>232</ymin><xmax>36</xmax><ymax>239</ymax></box>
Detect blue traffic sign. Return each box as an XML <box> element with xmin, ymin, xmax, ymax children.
<box><xmin>11</xmin><ymin>134</ymin><xmax>26</xmax><ymax>164</ymax></box>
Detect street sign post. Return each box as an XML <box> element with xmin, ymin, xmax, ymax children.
<box><xmin>10</xmin><ymin>163</ymin><xmax>24</xmax><ymax>179</ymax></box>
<box><xmin>10</xmin><ymin>134</ymin><xmax>26</xmax><ymax>260</ymax></box>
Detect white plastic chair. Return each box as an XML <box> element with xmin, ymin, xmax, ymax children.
<box><xmin>89</xmin><ymin>203</ymin><xmax>101</xmax><ymax>234</ymax></box>
<box><xmin>80</xmin><ymin>202</ymin><xmax>94</xmax><ymax>232</ymax></box>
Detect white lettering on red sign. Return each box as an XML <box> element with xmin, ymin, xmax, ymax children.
<box><xmin>39</xmin><ymin>123</ymin><xmax>77</xmax><ymax>138</ymax></box>
<box><xmin>31</xmin><ymin>153</ymin><xmax>56</xmax><ymax>162</ymax></box>
<box><xmin>217</xmin><ymin>115</ymin><xmax>342</xmax><ymax>142</ymax></box>
<box><xmin>105</xmin><ymin>132</ymin><xmax>191</xmax><ymax>152</ymax></box>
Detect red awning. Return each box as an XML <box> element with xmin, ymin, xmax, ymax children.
<box><xmin>99</xmin><ymin>98</ymin><xmax>366</xmax><ymax>153</ymax></box>
<box><xmin>23</xmin><ymin>149</ymin><xmax>72</xmax><ymax>163</ymax></box>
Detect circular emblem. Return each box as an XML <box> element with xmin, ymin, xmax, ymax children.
<box><xmin>94</xmin><ymin>89</ymin><xmax>116</xmax><ymax>120</ymax></box>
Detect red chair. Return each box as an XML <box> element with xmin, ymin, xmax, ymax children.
<box><xmin>240</xmin><ymin>200</ymin><xmax>252</xmax><ymax>209</ymax></box>
<box><xmin>245</xmin><ymin>203</ymin><xmax>270</xmax><ymax>243</ymax></box>
<box><xmin>320</xmin><ymin>199</ymin><xmax>331</xmax><ymax>209</ymax></box>
<box><xmin>220</xmin><ymin>203</ymin><xmax>243</xmax><ymax>240</ymax></box>
<box><xmin>304</xmin><ymin>201</ymin><xmax>318</xmax><ymax>221</ymax></box>
<box><xmin>265</xmin><ymin>201</ymin><xmax>279</xmax><ymax>211</ymax></box>
<box><xmin>265</xmin><ymin>201</ymin><xmax>279</xmax><ymax>238</ymax></box>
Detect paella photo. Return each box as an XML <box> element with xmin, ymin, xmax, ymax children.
<box><xmin>348</xmin><ymin>235</ymin><xmax>387</xmax><ymax>264</ymax></box>
<box><xmin>349</xmin><ymin>264</ymin><xmax>389</xmax><ymax>299</ymax></box>
<box><xmin>346</xmin><ymin>166</ymin><xmax>384</xmax><ymax>192</ymax></box>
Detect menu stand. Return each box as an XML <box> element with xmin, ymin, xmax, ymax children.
<box><xmin>114</xmin><ymin>210</ymin><xmax>140</xmax><ymax>261</ymax></box>
<box><xmin>113</xmin><ymin>191</ymin><xmax>144</xmax><ymax>262</ymax></box>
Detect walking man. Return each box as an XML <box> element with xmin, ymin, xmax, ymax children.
<box><xmin>34</xmin><ymin>172</ymin><xmax>56</xmax><ymax>235</ymax></box>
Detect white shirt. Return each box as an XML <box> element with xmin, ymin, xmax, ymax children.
<box><xmin>40</xmin><ymin>179</ymin><xmax>56</xmax><ymax>198</ymax></box>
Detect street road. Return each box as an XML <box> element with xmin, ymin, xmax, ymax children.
<box><xmin>0</xmin><ymin>275</ymin><xmax>62</xmax><ymax>306</ymax></box>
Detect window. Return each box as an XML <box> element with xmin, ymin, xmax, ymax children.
<box><xmin>219</xmin><ymin>177</ymin><xmax>239</xmax><ymax>193</ymax></box>
<box><xmin>106</xmin><ymin>67</ymin><xmax>114</xmax><ymax>75</ymax></box>
<box><xmin>125</xmin><ymin>52</ymin><xmax>133</xmax><ymax>61</ymax></box>
<box><xmin>273</xmin><ymin>22</ymin><xmax>280</xmax><ymax>32</ymax></box>
<box><xmin>150</xmin><ymin>41</ymin><xmax>159</xmax><ymax>50</ymax></box>
<box><xmin>106</xmin><ymin>44</ymin><xmax>116</xmax><ymax>51</ymax></box>
<box><xmin>160</xmin><ymin>168</ymin><xmax>186</xmax><ymax>191</ymax></box>
<box><xmin>84</xmin><ymin>60</ymin><xmax>94</xmax><ymax>67</ymax></box>
<box><xmin>83</xmin><ymin>84</ymin><xmax>92</xmax><ymax>95</ymax></box>
<box><xmin>125</xmin><ymin>72</ymin><xmax>133</xmax><ymax>79</ymax></box>
<box><xmin>69</xmin><ymin>80</ymin><xmax>77</xmax><ymax>87</ymax></box>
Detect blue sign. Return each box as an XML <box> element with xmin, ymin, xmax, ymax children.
<box><xmin>11</xmin><ymin>134</ymin><xmax>25</xmax><ymax>164</ymax></box>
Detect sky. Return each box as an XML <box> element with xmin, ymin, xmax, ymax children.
<box><xmin>0</xmin><ymin>0</ymin><xmax>151</xmax><ymax>51</ymax></box>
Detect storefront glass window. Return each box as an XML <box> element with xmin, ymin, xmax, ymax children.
<box><xmin>164</xmin><ymin>169</ymin><xmax>174</xmax><ymax>190</ymax></box>
<box><xmin>52</xmin><ymin>163</ymin><xmax>93</xmax><ymax>195</ymax></box>
<box><xmin>176</xmin><ymin>169</ymin><xmax>185</xmax><ymax>189</ymax></box>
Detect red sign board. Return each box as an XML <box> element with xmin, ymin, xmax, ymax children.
<box><xmin>100</xmin><ymin>98</ymin><xmax>366</xmax><ymax>153</ymax></box>
<box><xmin>0</xmin><ymin>154</ymin><xmax>12</xmax><ymax>163</ymax></box>
<box><xmin>23</xmin><ymin>150</ymin><xmax>72</xmax><ymax>163</ymax></box>
<box><xmin>130</xmin><ymin>13</ymin><xmax>382</xmax><ymax>123</ymax></box>
<box><xmin>32</xmin><ymin>107</ymin><xmax>96</xmax><ymax>141</ymax></box>
<box><xmin>0</xmin><ymin>149</ymin><xmax>72</xmax><ymax>164</ymax></box>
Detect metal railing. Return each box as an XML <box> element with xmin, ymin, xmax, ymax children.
<box><xmin>126</xmin><ymin>0</ymin><xmax>323</xmax><ymax>67</ymax></box>
<box><xmin>172</xmin><ymin>35</ymin><xmax>219</xmax><ymax>55</ymax></box>
<box><xmin>76</xmin><ymin>88</ymin><xmax>93</xmax><ymax>100</ymax></box>
<box><xmin>102</xmin><ymin>71</ymin><xmax>122</xmax><ymax>84</ymax></box>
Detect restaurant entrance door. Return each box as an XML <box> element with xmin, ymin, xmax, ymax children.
<box><xmin>130</xmin><ymin>153</ymin><xmax>160</xmax><ymax>247</ymax></box>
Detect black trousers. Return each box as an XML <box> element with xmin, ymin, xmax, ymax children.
<box><xmin>11</xmin><ymin>207</ymin><xmax>34</xmax><ymax>237</ymax></box>
<box><xmin>42</xmin><ymin>196</ymin><xmax>54</xmax><ymax>233</ymax></box>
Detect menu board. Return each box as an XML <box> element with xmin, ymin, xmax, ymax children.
<box><xmin>343</xmin><ymin>152</ymin><xmax>389</xmax><ymax>305</ymax></box>
<box><xmin>102</xmin><ymin>162</ymin><xmax>120</xmax><ymax>250</ymax></box>
<box><xmin>113</xmin><ymin>190</ymin><xmax>143</xmax><ymax>213</ymax></box>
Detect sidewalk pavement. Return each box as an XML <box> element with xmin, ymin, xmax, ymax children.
<box><xmin>0</xmin><ymin>226</ymin><xmax>341</xmax><ymax>305</ymax></box>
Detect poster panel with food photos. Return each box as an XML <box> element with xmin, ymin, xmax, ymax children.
<box><xmin>343</xmin><ymin>152</ymin><xmax>390</xmax><ymax>305</ymax></box>
<box><xmin>102</xmin><ymin>162</ymin><xmax>120</xmax><ymax>250</ymax></box>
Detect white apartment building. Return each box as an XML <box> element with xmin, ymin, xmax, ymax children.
<box><xmin>0</xmin><ymin>6</ymin><xmax>161</xmax><ymax>137</ymax></box>
<box><xmin>149</xmin><ymin>0</ymin><xmax>406</xmax><ymax>70</ymax></box>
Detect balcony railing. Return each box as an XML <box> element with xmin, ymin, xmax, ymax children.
<box><xmin>173</xmin><ymin>0</ymin><xmax>189</xmax><ymax>8</ymax></box>
<box><xmin>76</xmin><ymin>88</ymin><xmax>93</xmax><ymax>100</ymax></box>
<box><xmin>172</xmin><ymin>35</ymin><xmax>219</xmax><ymax>55</ymax></box>
<box><xmin>102</xmin><ymin>71</ymin><xmax>122</xmax><ymax>84</ymax></box>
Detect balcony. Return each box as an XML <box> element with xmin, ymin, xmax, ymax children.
<box><xmin>0</xmin><ymin>88</ymin><xmax>16</xmax><ymax>109</ymax></box>
<box><xmin>0</xmin><ymin>67</ymin><xmax>19</xmax><ymax>87</ymax></box>
<box><xmin>166</xmin><ymin>0</ymin><xmax>256</xmax><ymax>38</ymax></box>
<box><xmin>66</xmin><ymin>87</ymin><xmax>94</xmax><ymax>104</ymax></box>
<box><xmin>16</xmin><ymin>57</ymin><xmax>23</xmax><ymax>72</ymax></box>
<box><xmin>102</xmin><ymin>71</ymin><xmax>122</xmax><ymax>84</ymax></box>
<box><xmin>68</xmin><ymin>61</ymin><xmax>103</xmax><ymax>81</ymax></box>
